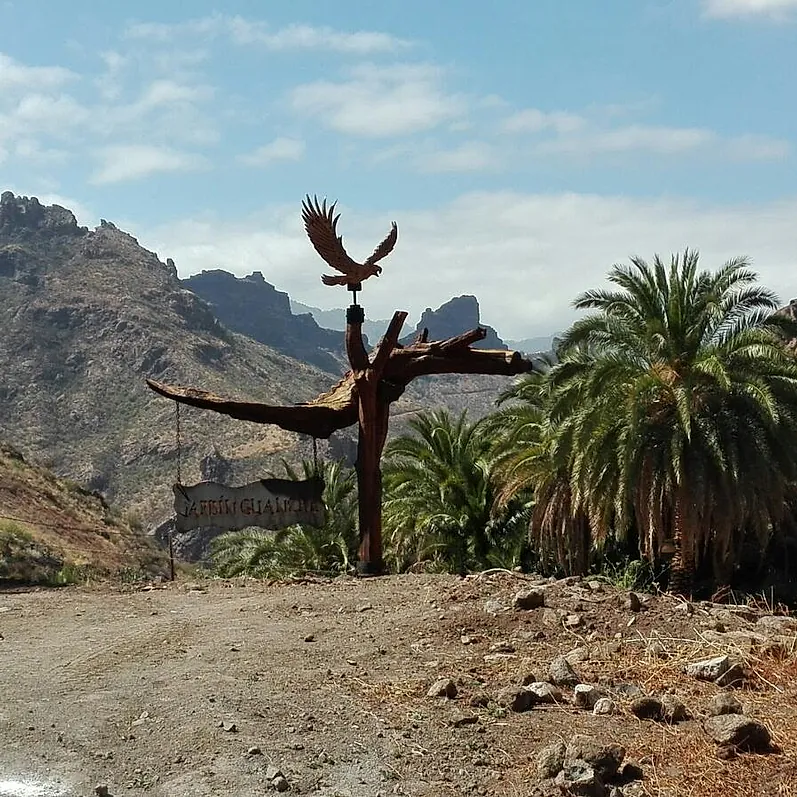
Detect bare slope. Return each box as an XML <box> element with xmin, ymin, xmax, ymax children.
<box><xmin>0</xmin><ymin>441</ymin><xmax>167</xmax><ymax>581</ymax></box>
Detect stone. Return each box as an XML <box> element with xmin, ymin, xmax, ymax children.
<box><xmin>630</xmin><ymin>696</ymin><xmax>663</xmax><ymax>720</ymax></box>
<box><xmin>566</xmin><ymin>613</ymin><xmax>584</xmax><ymax>628</ymax></box>
<box><xmin>659</xmin><ymin>694</ymin><xmax>689</xmax><ymax>723</ymax></box>
<box><xmin>496</xmin><ymin>686</ymin><xmax>536</xmax><ymax>713</ymax></box>
<box><xmin>565</xmin><ymin>734</ymin><xmax>626</xmax><ymax>780</ymax></box>
<box><xmin>247</xmin><ymin>746</ymin><xmax>263</xmax><ymax>755</ymax></box>
<box><xmin>304</xmin><ymin>633</ymin><xmax>315</xmax><ymax>642</ymax></box>
<box><xmin>272</xmin><ymin>775</ymin><xmax>290</xmax><ymax>792</ymax></box>
<box><xmin>685</xmin><ymin>655</ymin><xmax>731</xmax><ymax>681</ymax></box>
<box><xmin>675</xmin><ymin>601</ymin><xmax>694</xmax><ymax>616</ymax></box>
<box><xmin>95</xmin><ymin>787</ymin><xmax>109</xmax><ymax>797</ymax></box>
<box><xmin>265</xmin><ymin>766</ymin><xmax>284</xmax><ymax>781</ymax></box>
<box><xmin>525</xmin><ymin>682</ymin><xmax>562</xmax><ymax>703</ymax></box>
<box><xmin>484</xmin><ymin>599</ymin><xmax>504</xmax><ymax>615</ymax></box>
<box><xmin>555</xmin><ymin>759</ymin><xmax>607</xmax><ymax>797</ymax></box>
<box><xmin>514</xmin><ymin>588</ymin><xmax>546</xmax><ymax>610</ymax></box>
<box><xmin>587</xmin><ymin>580</ymin><xmax>604</xmax><ymax>592</ymax></box>
<box><xmin>708</xmin><ymin>692</ymin><xmax>744</xmax><ymax>716</ymax></box>
<box><xmin>756</xmin><ymin>615</ymin><xmax>797</xmax><ymax>635</ymax></box>
<box><xmin>593</xmin><ymin>697</ymin><xmax>616</xmax><ymax>716</ymax></box>
<box><xmin>565</xmin><ymin>646</ymin><xmax>592</xmax><ymax>664</ymax></box>
<box><xmin>614</xmin><ymin>682</ymin><xmax>644</xmax><ymax>699</ymax></box>
<box><xmin>619</xmin><ymin>759</ymin><xmax>644</xmax><ymax>781</ymax></box>
<box><xmin>623</xmin><ymin>784</ymin><xmax>647</xmax><ymax>797</ymax></box>
<box><xmin>427</xmin><ymin>678</ymin><xmax>457</xmax><ymax>699</ymax></box>
<box><xmin>543</xmin><ymin>607</ymin><xmax>570</xmax><ymax>627</ymax></box>
<box><xmin>450</xmin><ymin>713</ymin><xmax>479</xmax><ymax>728</ymax></box>
<box><xmin>549</xmin><ymin>655</ymin><xmax>580</xmax><ymax>687</ymax></box>
<box><xmin>536</xmin><ymin>741</ymin><xmax>566</xmax><ymax>779</ymax></box>
<box><xmin>489</xmin><ymin>640</ymin><xmax>516</xmax><ymax>653</ymax></box>
<box><xmin>220</xmin><ymin>720</ymin><xmax>237</xmax><ymax>733</ymax></box>
<box><xmin>715</xmin><ymin>663</ymin><xmax>747</xmax><ymax>688</ymax></box>
<box><xmin>703</xmin><ymin>715</ymin><xmax>772</xmax><ymax>751</ymax></box>
<box><xmin>574</xmin><ymin>684</ymin><xmax>605</xmax><ymax>710</ymax></box>
<box><xmin>626</xmin><ymin>592</ymin><xmax>642</xmax><ymax>612</ymax></box>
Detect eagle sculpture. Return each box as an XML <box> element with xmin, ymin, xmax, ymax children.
<box><xmin>302</xmin><ymin>194</ymin><xmax>398</xmax><ymax>290</ymax></box>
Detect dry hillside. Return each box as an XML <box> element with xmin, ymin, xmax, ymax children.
<box><xmin>0</xmin><ymin>441</ymin><xmax>167</xmax><ymax>582</ymax></box>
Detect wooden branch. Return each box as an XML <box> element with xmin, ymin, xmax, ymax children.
<box><xmin>372</xmin><ymin>310</ymin><xmax>408</xmax><ymax>374</ymax></box>
<box><xmin>414</xmin><ymin>328</ymin><xmax>429</xmax><ymax>344</ymax></box>
<box><xmin>438</xmin><ymin>327</ymin><xmax>487</xmax><ymax>352</ymax></box>
<box><xmin>387</xmin><ymin>346</ymin><xmax>531</xmax><ymax>381</ymax></box>
<box><xmin>146</xmin><ymin>326</ymin><xmax>532</xmax><ymax>437</ymax></box>
<box><xmin>146</xmin><ymin>379</ymin><xmax>357</xmax><ymax>439</ymax></box>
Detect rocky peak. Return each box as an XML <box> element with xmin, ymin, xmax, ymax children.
<box><xmin>0</xmin><ymin>191</ymin><xmax>84</xmax><ymax>237</ymax></box>
<box><xmin>405</xmin><ymin>295</ymin><xmax>506</xmax><ymax>349</ymax></box>
<box><xmin>182</xmin><ymin>269</ymin><xmax>345</xmax><ymax>373</ymax></box>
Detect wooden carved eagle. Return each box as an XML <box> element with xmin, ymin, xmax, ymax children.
<box><xmin>302</xmin><ymin>194</ymin><xmax>398</xmax><ymax>288</ymax></box>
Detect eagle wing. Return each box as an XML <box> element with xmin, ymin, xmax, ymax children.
<box><xmin>364</xmin><ymin>221</ymin><xmax>398</xmax><ymax>267</ymax></box>
<box><xmin>302</xmin><ymin>195</ymin><xmax>360</xmax><ymax>276</ymax></box>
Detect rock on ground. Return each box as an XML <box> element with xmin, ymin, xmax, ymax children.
<box><xmin>703</xmin><ymin>715</ymin><xmax>772</xmax><ymax>752</ymax></box>
<box><xmin>708</xmin><ymin>692</ymin><xmax>744</xmax><ymax>716</ymax></box>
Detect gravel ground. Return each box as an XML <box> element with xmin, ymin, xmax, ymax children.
<box><xmin>1</xmin><ymin>573</ymin><xmax>796</xmax><ymax>797</ymax></box>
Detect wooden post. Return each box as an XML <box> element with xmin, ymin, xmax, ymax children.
<box><xmin>168</xmin><ymin>530</ymin><xmax>175</xmax><ymax>581</ymax></box>
<box><xmin>346</xmin><ymin>306</ymin><xmax>407</xmax><ymax>575</ymax></box>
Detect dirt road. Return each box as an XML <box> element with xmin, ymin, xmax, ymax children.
<box><xmin>1</xmin><ymin>574</ymin><xmax>796</xmax><ymax>797</ymax></box>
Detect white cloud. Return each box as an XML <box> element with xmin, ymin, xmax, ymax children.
<box><xmin>414</xmin><ymin>141</ymin><xmax>500</xmax><ymax>173</ymax></box>
<box><xmin>291</xmin><ymin>63</ymin><xmax>465</xmax><ymax>137</ymax></box>
<box><xmin>239</xmin><ymin>137</ymin><xmax>305</xmax><ymax>166</ymax></box>
<box><xmin>139</xmin><ymin>191</ymin><xmax>797</xmax><ymax>339</ymax></box>
<box><xmin>91</xmin><ymin>145</ymin><xmax>209</xmax><ymax>184</ymax></box>
<box><xmin>704</xmin><ymin>0</ymin><xmax>797</xmax><ymax>17</ymax></box>
<box><xmin>503</xmin><ymin>108</ymin><xmax>585</xmax><ymax>134</ymax></box>
<box><xmin>126</xmin><ymin>14</ymin><xmax>409</xmax><ymax>54</ymax></box>
<box><xmin>538</xmin><ymin>124</ymin><xmax>715</xmax><ymax>155</ymax></box>
<box><xmin>0</xmin><ymin>53</ymin><xmax>75</xmax><ymax>92</ymax></box>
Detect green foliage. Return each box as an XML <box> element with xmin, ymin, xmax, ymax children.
<box><xmin>0</xmin><ymin>521</ymin><xmax>64</xmax><ymax>584</ymax></box>
<box><xmin>382</xmin><ymin>409</ymin><xmax>531</xmax><ymax>573</ymax></box>
<box><xmin>490</xmin><ymin>251</ymin><xmax>797</xmax><ymax>595</ymax></box>
<box><xmin>591</xmin><ymin>557</ymin><xmax>662</xmax><ymax>592</ymax></box>
<box><xmin>210</xmin><ymin>459</ymin><xmax>358</xmax><ymax>578</ymax></box>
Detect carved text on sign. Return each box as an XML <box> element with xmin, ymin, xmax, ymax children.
<box><xmin>173</xmin><ymin>477</ymin><xmax>325</xmax><ymax>532</ymax></box>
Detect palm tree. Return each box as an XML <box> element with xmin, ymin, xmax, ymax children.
<box><xmin>487</xmin><ymin>366</ymin><xmax>595</xmax><ymax>575</ymax></box>
<box><xmin>211</xmin><ymin>459</ymin><xmax>358</xmax><ymax>578</ymax></box>
<box><xmin>382</xmin><ymin>409</ymin><xmax>528</xmax><ymax>573</ymax></box>
<box><xmin>552</xmin><ymin>250</ymin><xmax>797</xmax><ymax>594</ymax></box>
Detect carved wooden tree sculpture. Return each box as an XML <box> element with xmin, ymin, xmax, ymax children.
<box><xmin>147</xmin><ymin>196</ymin><xmax>533</xmax><ymax>574</ymax></box>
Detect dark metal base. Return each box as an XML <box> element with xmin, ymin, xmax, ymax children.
<box><xmin>347</xmin><ymin>304</ymin><xmax>365</xmax><ymax>324</ymax></box>
<box><xmin>356</xmin><ymin>560</ymin><xmax>384</xmax><ymax>577</ymax></box>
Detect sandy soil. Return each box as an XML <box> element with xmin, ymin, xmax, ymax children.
<box><xmin>1</xmin><ymin>573</ymin><xmax>796</xmax><ymax>797</ymax></box>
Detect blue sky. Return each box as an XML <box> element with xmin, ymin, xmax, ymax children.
<box><xmin>1</xmin><ymin>0</ymin><xmax>796</xmax><ymax>337</ymax></box>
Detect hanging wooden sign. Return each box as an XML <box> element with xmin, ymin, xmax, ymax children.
<box><xmin>173</xmin><ymin>477</ymin><xmax>325</xmax><ymax>533</ymax></box>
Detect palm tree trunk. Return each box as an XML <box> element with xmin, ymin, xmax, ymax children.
<box><xmin>669</xmin><ymin>494</ymin><xmax>694</xmax><ymax>597</ymax></box>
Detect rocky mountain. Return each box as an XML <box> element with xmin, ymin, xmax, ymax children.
<box><xmin>0</xmin><ymin>439</ymin><xmax>167</xmax><ymax>582</ymax></box>
<box><xmin>293</xmin><ymin>294</ymin><xmax>507</xmax><ymax>349</ymax></box>
<box><xmin>0</xmin><ymin>192</ymin><xmax>335</xmax><ymax>525</ymax></box>
<box><xmin>182</xmin><ymin>270</ymin><xmax>346</xmax><ymax>373</ymax></box>
<box><xmin>403</xmin><ymin>295</ymin><xmax>506</xmax><ymax>349</ymax></box>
